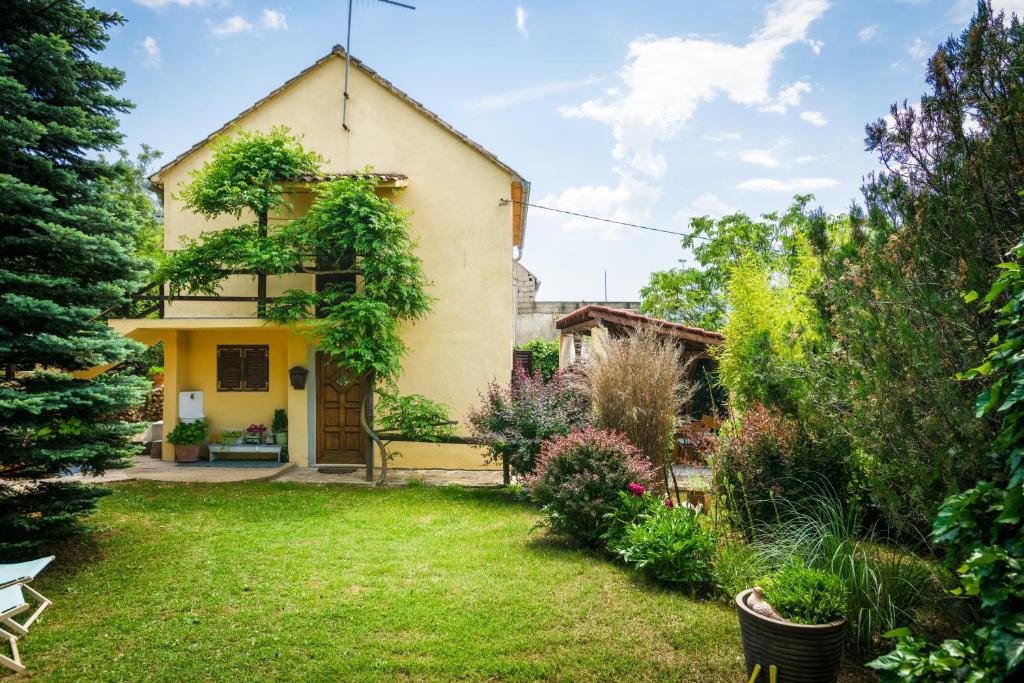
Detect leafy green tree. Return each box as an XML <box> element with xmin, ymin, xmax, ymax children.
<box><xmin>639</xmin><ymin>200</ymin><xmax>812</xmax><ymax>330</ymax></box>
<box><xmin>104</xmin><ymin>145</ymin><xmax>163</xmax><ymax>264</ymax></box>
<box><xmin>869</xmin><ymin>236</ymin><xmax>1024</xmax><ymax>682</ymax></box>
<box><xmin>809</xmin><ymin>0</ymin><xmax>1024</xmax><ymax>536</ymax></box>
<box><xmin>516</xmin><ymin>338</ymin><xmax>559</xmax><ymax>382</ymax></box>
<box><xmin>159</xmin><ymin>128</ymin><xmax>452</xmax><ymax>482</ymax></box>
<box><xmin>0</xmin><ymin>1</ymin><xmax>149</xmax><ymax>555</ymax></box>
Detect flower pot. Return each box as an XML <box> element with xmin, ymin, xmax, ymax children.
<box><xmin>735</xmin><ymin>588</ymin><xmax>845</xmax><ymax>683</ymax></box>
<box><xmin>150</xmin><ymin>372</ymin><xmax>164</xmax><ymax>387</ymax></box>
<box><xmin>174</xmin><ymin>443</ymin><xmax>201</xmax><ymax>463</ymax></box>
<box><xmin>275</xmin><ymin>432</ymin><xmax>288</xmax><ymax>445</ymax></box>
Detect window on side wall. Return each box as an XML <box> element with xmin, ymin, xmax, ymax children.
<box><xmin>217</xmin><ymin>345</ymin><xmax>269</xmax><ymax>391</ymax></box>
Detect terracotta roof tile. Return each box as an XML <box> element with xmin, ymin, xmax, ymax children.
<box><xmin>555</xmin><ymin>305</ymin><xmax>724</xmax><ymax>345</ymax></box>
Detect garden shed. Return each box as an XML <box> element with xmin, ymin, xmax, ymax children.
<box><xmin>555</xmin><ymin>305</ymin><xmax>725</xmax><ymax>421</ymax></box>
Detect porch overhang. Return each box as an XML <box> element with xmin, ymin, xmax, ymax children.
<box><xmin>108</xmin><ymin>317</ymin><xmax>314</xmax><ymax>339</ymax></box>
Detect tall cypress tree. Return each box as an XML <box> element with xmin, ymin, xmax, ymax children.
<box><xmin>0</xmin><ymin>1</ymin><xmax>149</xmax><ymax>556</ymax></box>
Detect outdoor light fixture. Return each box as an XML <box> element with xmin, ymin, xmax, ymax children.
<box><xmin>288</xmin><ymin>366</ymin><xmax>308</xmax><ymax>390</ymax></box>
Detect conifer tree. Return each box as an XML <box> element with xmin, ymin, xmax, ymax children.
<box><xmin>0</xmin><ymin>1</ymin><xmax>149</xmax><ymax>556</ymax></box>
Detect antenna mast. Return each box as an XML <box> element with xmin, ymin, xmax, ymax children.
<box><xmin>342</xmin><ymin>0</ymin><xmax>416</xmax><ymax>131</ymax></box>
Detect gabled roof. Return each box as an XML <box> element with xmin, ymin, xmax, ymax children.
<box><xmin>149</xmin><ymin>45</ymin><xmax>526</xmax><ymax>186</ymax></box>
<box><xmin>555</xmin><ymin>305</ymin><xmax>724</xmax><ymax>346</ymax></box>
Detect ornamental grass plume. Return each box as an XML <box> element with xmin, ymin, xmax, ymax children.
<box><xmin>586</xmin><ymin>324</ymin><xmax>696</xmax><ymax>483</ymax></box>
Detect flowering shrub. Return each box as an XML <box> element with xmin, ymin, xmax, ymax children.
<box><xmin>525</xmin><ymin>427</ymin><xmax>657</xmax><ymax>546</ymax></box>
<box><xmin>607</xmin><ymin>489</ymin><xmax>718</xmax><ymax>594</ymax></box>
<box><xmin>468</xmin><ymin>367</ymin><xmax>590</xmax><ymax>478</ymax></box>
<box><xmin>711</xmin><ymin>404</ymin><xmax>854</xmax><ymax>534</ymax></box>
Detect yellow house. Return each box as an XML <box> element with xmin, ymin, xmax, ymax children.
<box><xmin>110</xmin><ymin>46</ymin><xmax>529</xmax><ymax>477</ymax></box>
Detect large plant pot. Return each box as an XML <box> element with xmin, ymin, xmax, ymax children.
<box><xmin>275</xmin><ymin>432</ymin><xmax>288</xmax><ymax>445</ymax></box>
<box><xmin>174</xmin><ymin>444</ymin><xmax>201</xmax><ymax>463</ymax></box>
<box><xmin>150</xmin><ymin>372</ymin><xmax>164</xmax><ymax>387</ymax></box>
<box><xmin>735</xmin><ymin>588</ymin><xmax>845</xmax><ymax>683</ymax></box>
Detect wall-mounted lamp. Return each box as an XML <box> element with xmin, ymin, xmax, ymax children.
<box><xmin>288</xmin><ymin>366</ymin><xmax>309</xmax><ymax>390</ymax></box>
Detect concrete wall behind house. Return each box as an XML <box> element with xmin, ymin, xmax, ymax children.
<box><xmin>516</xmin><ymin>301</ymin><xmax>641</xmax><ymax>345</ymax></box>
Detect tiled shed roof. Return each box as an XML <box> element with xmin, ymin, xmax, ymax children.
<box><xmin>555</xmin><ymin>305</ymin><xmax>724</xmax><ymax>346</ymax></box>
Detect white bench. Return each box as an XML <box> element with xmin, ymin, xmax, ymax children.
<box><xmin>208</xmin><ymin>444</ymin><xmax>285</xmax><ymax>463</ymax></box>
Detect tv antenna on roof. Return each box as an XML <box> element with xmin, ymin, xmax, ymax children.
<box><xmin>342</xmin><ymin>0</ymin><xmax>416</xmax><ymax>131</ymax></box>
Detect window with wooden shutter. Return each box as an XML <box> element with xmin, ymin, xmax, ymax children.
<box><xmin>217</xmin><ymin>345</ymin><xmax>269</xmax><ymax>391</ymax></box>
<box><xmin>243</xmin><ymin>347</ymin><xmax>269</xmax><ymax>391</ymax></box>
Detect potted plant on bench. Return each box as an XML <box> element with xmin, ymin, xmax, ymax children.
<box><xmin>245</xmin><ymin>424</ymin><xmax>266</xmax><ymax>445</ymax></box>
<box><xmin>736</xmin><ymin>559</ymin><xmax>847</xmax><ymax>683</ymax></box>
<box><xmin>272</xmin><ymin>409</ymin><xmax>288</xmax><ymax>445</ymax></box>
<box><xmin>221</xmin><ymin>429</ymin><xmax>243</xmax><ymax>445</ymax></box>
<box><xmin>166</xmin><ymin>420</ymin><xmax>208</xmax><ymax>463</ymax></box>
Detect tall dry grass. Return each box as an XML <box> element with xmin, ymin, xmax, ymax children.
<box><xmin>586</xmin><ymin>325</ymin><xmax>695</xmax><ymax>470</ymax></box>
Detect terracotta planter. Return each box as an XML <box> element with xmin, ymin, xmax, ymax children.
<box><xmin>735</xmin><ymin>588</ymin><xmax>845</xmax><ymax>683</ymax></box>
<box><xmin>174</xmin><ymin>444</ymin><xmax>201</xmax><ymax>463</ymax></box>
<box><xmin>150</xmin><ymin>372</ymin><xmax>165</xmax><ymax>387</ymax></box>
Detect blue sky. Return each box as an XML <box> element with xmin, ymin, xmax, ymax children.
<box><xmin>96</xmin><ymin>0</ymin><xmax>1013</xmax><ymax>301</ymax></box>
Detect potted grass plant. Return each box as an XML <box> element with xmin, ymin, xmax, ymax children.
<box><xmin>736</xmin><ymin>560</ymin><xmax>847</xmax><ymax>683</ymax></box>
<box><xmin>166</xmin><ymin>419</ymin><xmax>208</xmax><ymax>463</ymax></box>
<box><xmin>271</xmin><ymin>409</ymin><xmax>288</xmax><ymax>445</ymax></box>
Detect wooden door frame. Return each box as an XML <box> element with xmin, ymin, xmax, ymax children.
<box><xmin>312</xmin><ymin>350</ymin><xmax>374</xmax><ymax>480</ymax></box>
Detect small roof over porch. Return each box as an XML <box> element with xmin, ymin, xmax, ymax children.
<box><xmin>555</xmin><ymin>304</ymin><xmax>723</xmax><ymax>346</ymax></box>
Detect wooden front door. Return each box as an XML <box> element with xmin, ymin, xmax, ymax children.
<box><xmin>316</xmin><ymin>352</ymin><xmax>368</xmax><ymax>465</ymax></box>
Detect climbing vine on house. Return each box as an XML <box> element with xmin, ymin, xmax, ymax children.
<box><xmin>159</xmin><ymin>127</ymin><xmax>453</xmax><ymax>482</ymax></box>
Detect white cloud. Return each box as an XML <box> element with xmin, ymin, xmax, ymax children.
<box><xmin>737</xmin><ymin>177</ymin><xmax>840</xmax><ymax>192</ymax></box>
<box><xmin>858</xmin><ymin>24</ymin><xmax>879</xmax><ymax>42</ymax></box>
<box><xmin>794</xmin><ymin>154</ymin><xmax>817</xmax><ymax>164</ymax></box>
<box><xmin>559</xmin><ymin>0</ymin><xmax>829</xmax><ymax>178</ymax></box>
<box><xmin>261</xmin><ymin>9</ymin><xmax>288</xmax><ymax>30</ymax></box>
<box><xmin>675</xmin><ymin>193</ymin><xmax>737</xmax><ymax>223</ymax></box>
<box><xmin>737</xmin><ymin>136</ymin><xmax>790</xmax><ymax>167</ymax></box>
<box><xmin>703</xmin><ymin>132</ymin><xmax>742</xmax><ymax>142</ymax></box>
<box><xmin>516</xmin><ymin>6</ymin><xmax>528</xmax><ymax>36</ymax></box>
<box><xmin>539</xmin><ymin>170</ymin><xmax>661</xmax><ymax>240</ymax></box>
<box><xmin>134</xmin><ymin>0</ymin><xmax>205</xmax><ymax>7</ymax></box>
<box><xmin>212</xmin><ymin>15</ymin><xmax>253</xmax><ymax>36</ymax></box>
<box><xmin>463</xmin><ymin>76</ymin><xmax>599</xmax><ymax>113</ymax></box>
<box><xmin>739</xmin><ymin>149</ymin><xmax>782</xmax><ymax>167</ymax></box>
<box><xmin>908</xmin><ymin>37</ymin><xmax>929</xmax><ymax>61</ymax></box>
<box><xmin>141</xmin><ymin>36</ymin><xmax>161</xmax><ymax>67</ymax></box>
<box><xmin>760</xmin><ymin>80</ymin><xmax>812</xmax><ymax>114</ymax></box>
<box><xmin>800</xmin><ymin>110</ymin><xmax>827</xmax><ymax>126</ymax></box>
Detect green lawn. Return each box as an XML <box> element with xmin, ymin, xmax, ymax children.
<box><xmin>14</xmin><ymin>481</ymin><xmax>750</xmax><ymax>681</ymax></box>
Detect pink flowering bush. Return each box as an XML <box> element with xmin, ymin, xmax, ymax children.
<box><xmin>524</xmin><ymin>427</ymin><xmax>658</xmax><ymax>546</ymax></box>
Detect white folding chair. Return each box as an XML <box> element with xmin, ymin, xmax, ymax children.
<box><xmin>0</xmin><ymin>556</ymin><xmax>54</xmax><ymax>673</ymax></box>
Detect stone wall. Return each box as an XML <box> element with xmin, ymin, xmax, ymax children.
<box><xmin>515</xmin><ymin>301</ymin><xmax>641</xmax><ymax>345</ymax></box>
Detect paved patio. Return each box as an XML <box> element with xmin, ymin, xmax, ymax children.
<box><xmin>58</xmin><ymin>456</ymin><xmax>505</xmax><ymax>487</ymax></box>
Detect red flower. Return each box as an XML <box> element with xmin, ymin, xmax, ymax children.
<box><xmin>627</xmin><ymin>483</ymin><xmax>645</xmax><ymax>497</ymax></box>
<box><xmin>663</xmin><ymin>498</ymin><xmax>675</xmax><ymax>508</ymax></box>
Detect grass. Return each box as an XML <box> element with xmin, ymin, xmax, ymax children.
<box><xmin>13</xmin><ymin>481</ymin><xmax>747</xmax><ymax>682</ymax></box>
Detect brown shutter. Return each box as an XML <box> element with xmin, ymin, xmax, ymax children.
<box><xmin>217</xmin><ymin>347</ymin><xmax>244</xmax><ymax>391</ymax></box>
<box><xmin>243</xmin><ymin>346</ymin><xmax>269</xmax><ymax>391</ymax></box>
<box><xmin>513</xmin><ymin>349</ymin><xmax>533</xmax><ymax>379</ymax></box>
